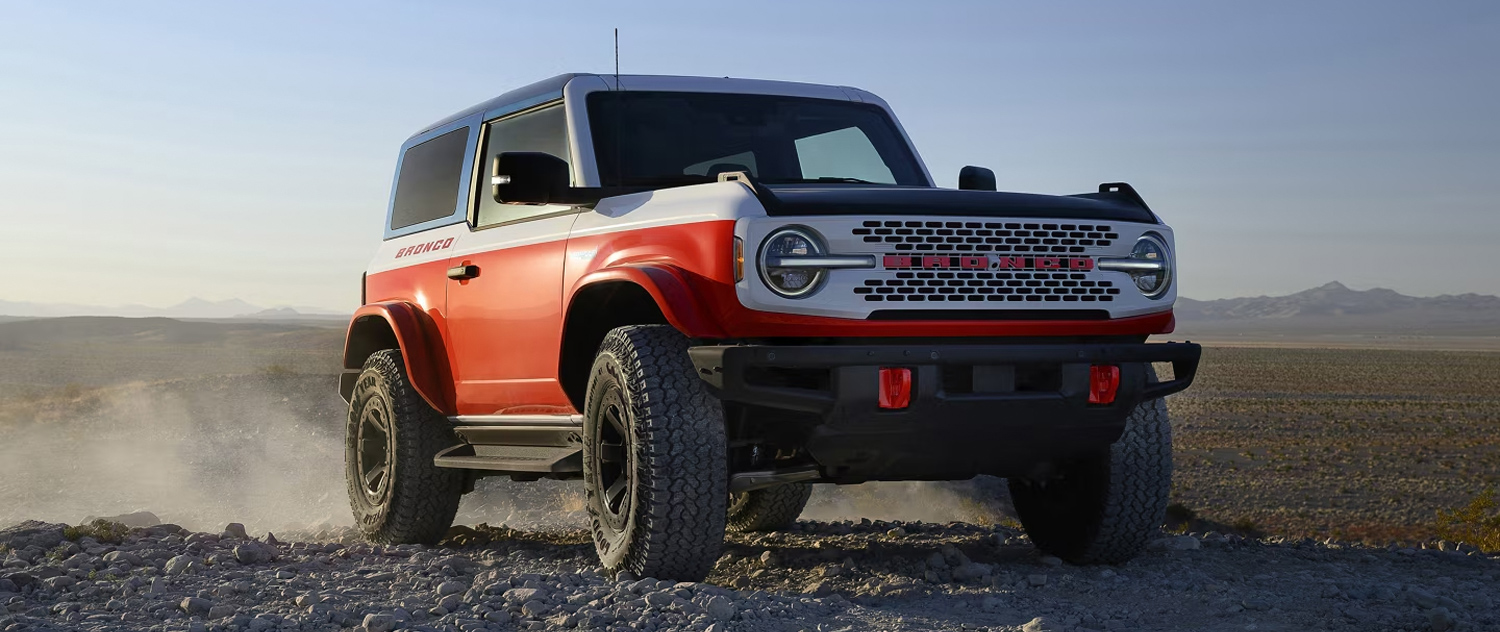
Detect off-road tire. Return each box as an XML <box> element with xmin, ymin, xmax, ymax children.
<box><xmin>345</xmin><ymin>349</ymin><xmax>464</xmax><ymax>545</ymax></box>
<box><xmin>1009</xmin><ymin>388</ymin><xmax>1172</xmax><ymax>564</ymax></box>
<box><xmin>582</xmin><ymin>325</ymin><xmax>727</xmax><ymax>581</ymax></box>
<box><xmin>726</xmin><ymin>484</ymin><xmax>812</xmax><ymax>533</ymax></box>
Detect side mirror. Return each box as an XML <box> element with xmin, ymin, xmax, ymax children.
<box><xmin>959</xmin><ymin>165</ymin><xmax>996</xmax><ymax>191</ymax></box>
<box><xmin>491</xmin><ymin>152</ymin><xmax>570</xmax><ymax>204</ymax></box>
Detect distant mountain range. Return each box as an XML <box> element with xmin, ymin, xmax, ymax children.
<box><xmin>0</xmin><ymin>297</ymin><xmax>345</xmax><ymax>320</ymax></box>
<box><xmin>1174</xmin><ymin>282</ymin><xmax>1500</xmax><ymax>339</ymax></box>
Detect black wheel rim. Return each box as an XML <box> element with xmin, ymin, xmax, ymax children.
<box><xmin>356</xmin><ymin>398</ymin><xmax>393</xmax><ymax>504</ymax></box>
<box><xmin>593</xmin><ymin>388</ymin><xmax>633</xmax><ymax>531</ymax></box>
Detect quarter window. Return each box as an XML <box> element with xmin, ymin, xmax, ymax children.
<box><xmin>475</xmin><ymin>104</ymin><xmax>573</xmax><ymax>227</ymax></box>
<box><xmin>390</xmin><ymin>127</ymin><xmax>469</xmax><ymax>230</ymax></box>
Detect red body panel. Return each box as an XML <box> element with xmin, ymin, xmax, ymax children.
<box><xmin>344</xmin><ymin>301</ymin><xmax>455</xmax><ymax>413</ymax></box>
<box><xmin>563</xmin><ymin>220</ymin><xmax>737</xmax><ymax>339</ymax></box>
<box><xmin>445</xmin><ymin>238</ymin><xmax>573</xmax><ymax>416</ymax></box>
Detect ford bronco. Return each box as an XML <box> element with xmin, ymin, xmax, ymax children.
<box><xmin>340</xmin><ymin>73</ymin><xmax>1201</xmax><ymax>580</ymax></box>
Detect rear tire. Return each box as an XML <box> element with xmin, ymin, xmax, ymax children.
<box><xmin>582</xmin><ymin>325</ymin><xmax>727</xmax><ymax>581</ymax></box>
<box><xmin>345</xmin><ymin>349</ymin><xmax>464</xmax><ymax>545</ymax></box>
<box><xmin>726</xmin><ymin>484</ymin><xmax>812</xmax><ymax>533</ymax></box>
<box><xmin>1009</xmin><ymin>391</ymin><xmax>1172</xmax><ymax>564</ymax></box>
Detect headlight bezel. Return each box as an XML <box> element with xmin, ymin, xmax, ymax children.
<box><xmin>757</xmin><ymin>226</ymin><xmax>828</xmax><ymax>299</ymax></box>
<box><xmin>1129</xmin><ymin>232</ymin><xmax>1173</xmax><ymax>299</ymax></box>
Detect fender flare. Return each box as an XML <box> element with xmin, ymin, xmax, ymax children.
<box><xmin>567</xmin><ymin>264</ymin><xmax>727</xmax><ymax>339</ymax></box>
<box><xmin>341</xmin><ymin>301</ymin><xmax>455</xmax><ymax>414</ymax></box>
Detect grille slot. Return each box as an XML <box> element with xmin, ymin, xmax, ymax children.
<box><xmin>850</xmin><ymin>220</ymin><xmax>1116</xmax><ymax>254</ymax></box>
<box><xmin>854</xmin><ymin>271</ymin><xmax>1119</xmax><ymax>303</ymax></box>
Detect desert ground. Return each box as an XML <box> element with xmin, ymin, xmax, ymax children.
<box><xmin>1</xmin><ymin>317</ymin><xmax>1498</xmax><ymax>631</ymax></box>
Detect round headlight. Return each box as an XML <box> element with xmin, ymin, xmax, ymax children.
<box><xmin>758</xmin><ymin>227</ymin><xmax>826</xmax><ymax>298</ymax></box>
<box><xmin>1129</xmin><ymin>233</ymin><xmax>1172</xmax><ymax>299</ymax></box>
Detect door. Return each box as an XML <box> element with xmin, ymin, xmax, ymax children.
<box><xmin>444</xmin><ymin>102</ymin><xmax>579</xmax><ymax>415</ymax></box>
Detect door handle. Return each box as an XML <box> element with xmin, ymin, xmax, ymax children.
<box><xmin>447</xmin><ymin>264</ymin><xmax>480</xmax><ymax>280</ymax></box>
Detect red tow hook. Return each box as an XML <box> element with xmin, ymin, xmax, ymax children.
<box><xmin>1089</xmin><ymin>365</ymin><xmax>1121</xmax><ymax>404</ymax></box>
<box><xmin>878</xmin><ymin>367</ymin><xmax>912</xmax><ymax>409</ymax></box>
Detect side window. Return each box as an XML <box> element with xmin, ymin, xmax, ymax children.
<box><xmin>475</xmin><ymin>103</ymin><xmax>572</xmax><ymax>227</ymax></box>
<box><xmin>390</xmin><ymin>127</ymin><xmax>469</xmax><ymax>230</ymax></box>
<box><xmin>794</xmin><ymin>127</ymin><xmax>896</xmax><ymax>184</ymax></box>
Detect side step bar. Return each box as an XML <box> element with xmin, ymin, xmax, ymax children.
<box><xmin>433</xmin><ymin>444</ymin><xmax>582</xmax><ymax>474</ymax></box>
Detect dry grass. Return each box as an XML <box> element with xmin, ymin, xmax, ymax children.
<box><xmin>1168</xmin><ymin>347</ymin><xmax>1500</xmax><ymax>546</ymax></box>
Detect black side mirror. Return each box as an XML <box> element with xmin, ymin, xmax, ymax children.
<box><xmin>959</xmin><ymin>166</ymin><xmax>996</xmax><ymax>191</ymax></box>
<box><xmin>491</xmin><ymin>152</ymin><xmax>570</xmax><ymax>204</ymax></box>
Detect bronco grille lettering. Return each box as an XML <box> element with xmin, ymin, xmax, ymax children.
<box><xmin>883</xmin><ymin>254</ymin><xmax>1094</xmax><ymax>271</ymax></box>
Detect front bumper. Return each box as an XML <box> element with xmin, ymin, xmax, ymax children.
<box><xmin>688</xmin><ymin>341</ymin><xmax>1201</xmax><ymax>481</ymax></box>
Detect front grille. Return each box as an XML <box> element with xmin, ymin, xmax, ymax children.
<box><xmin>855</xmin><ymin>271</ymin><xmax>1119</xmax><ymax>303</ymax></box>
<box><xmin>852</xmin><ymin>220</ymin><xmax>1117</xmax><ymax>254</ymax></box>
<box><xmin>840</xmin><ymin>218</ymin><xmax>1126</xmax><ymax>306</ymax></box>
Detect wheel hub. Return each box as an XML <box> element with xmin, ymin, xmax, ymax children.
<box><xmin>356</xmin><ymin>400</ymin><xmax>393</xmax><ymax>504</ymax></box>
<box><xmin>593</xmin><ymin>388</ymin><xmax>634</xmax><ymax>531</ymax></box>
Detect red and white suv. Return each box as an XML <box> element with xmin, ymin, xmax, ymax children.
<box><xmin>340</xmin><ymin>73</ymin><xmax>1201</xmax><ymax>580</ymax></box>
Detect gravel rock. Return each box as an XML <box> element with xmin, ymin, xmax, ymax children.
<box><xmin>179</xmin><ymin>596</ymin><xmax>212</xmax><ymax>615</ymax></box>
<box><xmin>0</xmin><ymin>522</ymin><xmax>65</xmax><ymax>551</ymax></box>
<box><xmin>1429</xmin><ymin>607</ymin><xmax>1457</xmax><ymax>631</ymax></box>
<box><xmin>163</xmin><ymin>554</ymin><xmax>202</xmax><ymax>575</ymax></box>
<box><xmin>362</xmin><ymin>613</ymin><xmax>396</xmax><ymax>632</ymax></box>
<box><xmin>234</xmin><ymin>542</ymin><xmax>275</xmax><ymax>564</ymax></box>
<box><xmin>0</xmin><ymin>517</ymin><xmax>1496</xmax><ymax>631</ymax></box>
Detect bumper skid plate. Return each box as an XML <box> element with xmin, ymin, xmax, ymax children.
<box><xmin>689</xmin><ymin>341</ymin><xmax>1201</xmax><ymax>481</ymax></box>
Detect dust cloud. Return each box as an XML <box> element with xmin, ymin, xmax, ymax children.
<box><xmin>0</xmin><ymin>375</ymin><xmax>1007</xmax><ymax>535</ymax></box>
<box><xmin>802</xmin><ymin>479</ymin><xmax>1014</xmax><ymax>525</ymax></box>
<box><xmin>0</xmin><ymin>375</ymin><xmax>596</xmax><ymax>535</ymax></box>
<box><xmin>0</xmin><ymin>377</ymin><xmax>352</xmax><ymax>535</ymax></box>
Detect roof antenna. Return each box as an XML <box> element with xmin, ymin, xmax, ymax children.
<box><xmin>613</xmin><ymin>28</ymin><xmax>620</xmax><ymax>90</ymax></box>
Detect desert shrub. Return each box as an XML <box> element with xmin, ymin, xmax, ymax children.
<box><xmin>1436</xmin><ymin>488</ymin><xmax>1500</xmax><ymax>553</ymax></box>
<box><xmin>63</xmin><ymin>519</ymin><xmax>132</xmax><ymax>544</ymax></box>
<box><xmin>1165</xmin><ymin>503</ymin><xmax>1197</xmax><ymax>524</ymax></box>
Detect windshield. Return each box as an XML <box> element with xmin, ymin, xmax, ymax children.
<box><xmin>587</xmin><ymin>91</ymin><xmax>928</xmax><ymax>187</ymax></box>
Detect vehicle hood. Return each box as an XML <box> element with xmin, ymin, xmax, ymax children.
<box><xmin>758</xmin><ymin>184</ymin><xmax>1159</xmax><ymax>224</ymax></box>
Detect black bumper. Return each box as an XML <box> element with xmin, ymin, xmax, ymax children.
<box><xmin>688</xmin><ymin>341</ymin><xmax>1200</xmax><ymax>481</ymax></box>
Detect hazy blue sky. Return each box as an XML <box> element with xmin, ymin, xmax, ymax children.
<box><xmin>1</xmin><ymin>1</ymin><xmax>1496</xmax><ymax>311</ymax></box>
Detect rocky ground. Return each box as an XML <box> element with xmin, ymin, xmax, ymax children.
<box><xmin>3</xmin><ymin>518</ymin><xmax>1497</xmax><ymax>632</ymax></box>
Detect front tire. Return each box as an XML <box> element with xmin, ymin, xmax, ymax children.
<box><xmin>345</xmin><ymin>349</ymin><xmax>464</xmax><ymax>545</ymax></box>
<box><xmin>1008</xmin><ymin>393</ymin><xmax>1172</xmax><ymax>564</ymax></box>
<box><xmin>583</xmin><ymin>325</ymin><xmax>727</xmax><ymax>581</ymax></box>
<box><xmin>726</xmin><ymin>484</ymin><xmax>811</xmax><ymax>533</ymax></box>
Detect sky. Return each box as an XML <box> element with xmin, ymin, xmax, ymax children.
<box><xmin>1</xmin><ymin>1</ymin><xmax>1496</xmax><ymax>311</ymax></box>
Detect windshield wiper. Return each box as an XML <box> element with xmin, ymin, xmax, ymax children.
<box><xmin>764</xmin><ymin>177</ymin><xmax>883</xmax><ymax>185</ymax></box>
